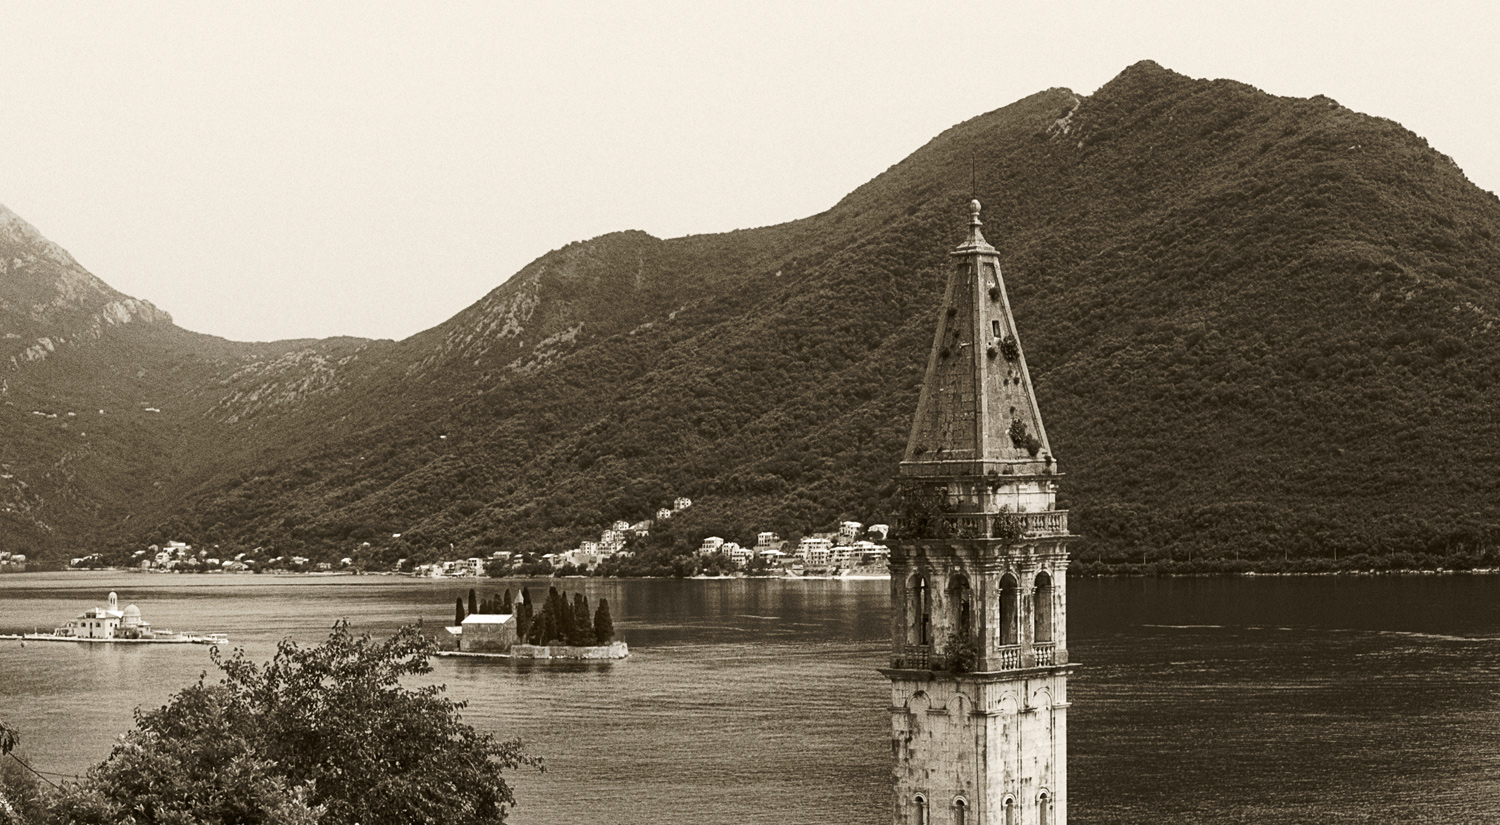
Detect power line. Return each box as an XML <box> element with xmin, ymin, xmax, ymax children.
<box><xmin>5</xmin><ymin>753</ymin><xmax>61</xmax><ymax>789</ymax></box>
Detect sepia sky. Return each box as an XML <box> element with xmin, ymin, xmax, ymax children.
<box><xmin>1</xmin><ymin>1</ymin><xmax>1495</xmax><ymax>342</ymax></box>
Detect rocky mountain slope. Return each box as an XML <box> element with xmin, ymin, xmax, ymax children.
<box><xmin>0</xmin><ymin>205</ymin><xmax>172</xmax><ymax>369</ymax></box>
<box><xmin>7</xmin><ymin>61</ymin><xmax>1500</xmax><ymax>568</ymax></box>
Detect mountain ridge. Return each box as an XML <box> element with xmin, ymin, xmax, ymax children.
<box><xmin>5</xmin><ymin>61</ymin><xmax>1500</xmax><ymax>570</ymax></box>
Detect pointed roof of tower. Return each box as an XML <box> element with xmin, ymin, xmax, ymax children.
<box><xmin>902</xmin><ymin>199</ymin><xmax>1053</xmax><ymax>477</ymax></box>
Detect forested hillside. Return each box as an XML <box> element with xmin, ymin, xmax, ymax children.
<box><xmin>8</xmin><ymin>61</ymin><xmax>1500</xmax><ymax>570</ymax></box>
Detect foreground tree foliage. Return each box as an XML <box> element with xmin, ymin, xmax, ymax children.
<box><xmin>42</xmin><ymin>622</ymin><xmax>538</xmax><ymax>825</ymax></box>
<box><xmin>1</xmin><ymin>720</ymin><xmax>47</xmax><ymax>825</ymax></box>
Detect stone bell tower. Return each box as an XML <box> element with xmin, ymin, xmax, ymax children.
<box><xmin>883</xmin><ymin>200</ymin><xmax>1074</xmax><ymax>825</ymax></box>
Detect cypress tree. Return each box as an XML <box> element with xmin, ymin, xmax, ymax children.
<box><xmin>537</xmin><ymin>599</ymin><xmax>557</xmax><ymax>645</ymax></box>
<box><xmin>557</xmin><ymin>592</ymin><xmax>575</xmax><ymax>645</ymax></box>
<box><xmin>515</xmin><ymin>601</ymin><xmax>532</xmax><ymax>641</ymax></box>
<box><xmin>572</xmin><ymin>593</ymin><xmax>592</xmax><ymax>646</ymax></box>
<box><xmin>594</xmin><ymin>598</ymin><xmax>614</xmax><ymax>644</ymax></box>
<box><xmin>468</xmin><ymin>588</ymin><xmax>478</xmax><ymax>617</ymax></box>
<box><xmin>544</xmin><ymin>587</ymin><xmax>562</xmax><ymax>644</ymax></box>
<box><xmin>501</xmin><ymin>588</ymin><xmax>513</xmax><ymax>613</ymax></box>
<box><xmin>454</xmin><ymin>596</ymin><xmax>464</xmax><ymax>627</ymax></box>
<box><xmin>520</xmin><ymin>586</ymin><xmax>532</xmax><ymax>607</ymax></box>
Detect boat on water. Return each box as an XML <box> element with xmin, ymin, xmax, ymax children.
<box><xmin>0</xmin><ymin>591</ymin><xmax>228</xmax><ymax>645</ymax></box>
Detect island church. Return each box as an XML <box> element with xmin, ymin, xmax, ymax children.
<box><xmin>884</xmin><ymin>200</ymin><xmax>1074</xmax><ymax>824</ymax></box>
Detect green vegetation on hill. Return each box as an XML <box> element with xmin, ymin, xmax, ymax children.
<box><xmin>6</xmin><ymin>61</ymin><xmax>1500</xmax><ymax>570</ymax></box>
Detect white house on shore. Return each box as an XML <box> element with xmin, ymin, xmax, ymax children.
<box><xmin>698</xmin><ymin>536</ymin><xmax>725</xmax><ymax>557</ymax></box>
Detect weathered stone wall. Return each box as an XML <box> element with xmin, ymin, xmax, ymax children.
<box><xmin>460</xmin><ymin>622</ymin><xmax>518</xmax><ymax>653</ymax></box>
<box><xmin>509</xmin><ymin>641</ymin><xmax>628</xmax><ymax>659</ymax></box>
<box><xmin>890</xmin><ymin>669</ymin><xmax>1068</xmax><ymax>825</ymax></box>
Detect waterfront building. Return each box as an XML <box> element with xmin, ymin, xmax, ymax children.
<box><xmin>52</xmin><ymin>592</ymin><xmax>157</xmax><ymax>639</ymax></box>
<box><xmin>698</xmin><ymin>536</ymin><xmax>726</xmax><ymax>557</ymax></box>
<box><xmin>600</xmin><ymin>529</ymin><xmax>627</xmax><ymax>553</ymax></box>
<box><xmin>884</xmin><ymin>201</ymin><xmax>1075</xmax><ymax>824</ymax></box>
<box><xmin>797</xmin><ymin>536</ymin><xmax>833</xmax><ymax>565</ymax></box>
<box><xmin>725</xmin><ymin>542</ymin><xmax>753</xmax><ymax>566</ymax></box>
<box><xmin>852</xmin><ymin>540</ymin><xmax>891</xmax><ymax>566</ymax></box>
<box><xmin>458</xmin><ymin>613</ymin><xmax>518</xmax><ymax>653</ymax></box>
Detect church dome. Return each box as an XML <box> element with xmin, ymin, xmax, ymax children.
<box><xmin>123</xmin><ymin>603</ymin><xmax>142</xmax><ymax>627</ymax></box>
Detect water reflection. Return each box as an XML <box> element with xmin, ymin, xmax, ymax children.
<box><xmin>2</xmin><ymin>572</ymin><xmax>1499</xmax><ymax>823</ymax></box>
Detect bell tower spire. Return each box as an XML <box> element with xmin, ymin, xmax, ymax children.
<box><xmin>884</xmin><ymin>199</ymin><xmax>1075</xmax><ymax>825</ymax></box>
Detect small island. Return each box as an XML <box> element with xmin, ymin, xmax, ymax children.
<box><xmin>437</xmin><ymin>586</ymin><xmax>626</xmax><ymax>660</ymax></box>
<box><xmin>0</xmin><ymin>591</ymin><xmax>228</xmax><ymax>645</ymax></box>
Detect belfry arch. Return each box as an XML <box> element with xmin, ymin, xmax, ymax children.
<box><xmin>913</xmin><ymin>574</ymin><xmax>931</xmax><ymax>646</ymax></box>
<box><xmin>948</xmin><ymin>573</ymin><xmax>974</xmax><ymax>641</ymax></box>
<box><xmin>1034</xmin><ymin>571</ymin><xmax>1054</xmax><ymax>644</ymax></box>
<box><xmin>998</xmin><ymin>573</ymin><xmax>1019</xmax><ymax>646</ymax></box>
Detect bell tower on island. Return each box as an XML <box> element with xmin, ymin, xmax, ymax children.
<box><xmin>883</xmin><ymin>200</ymin><xmax>1074</xmax><ymax>825</ymax></box>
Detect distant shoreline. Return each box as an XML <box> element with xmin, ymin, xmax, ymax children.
<box><xmin>29</xmin><ymin>566</ymin><xmax>1500</xmax><ymax>581</ymax></box>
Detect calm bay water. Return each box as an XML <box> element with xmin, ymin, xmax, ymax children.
<box><xmin>2</xmin><ymin>572</ymin><xmax>1500</xmax><ymax>823</ymax></box>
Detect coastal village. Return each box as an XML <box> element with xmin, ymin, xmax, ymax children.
<box><xmin>73</xmin><ymin>495</ymin><xmax>893</xmax><ymax>579</ymax></box>
<box><xmin>443</xmin><ymin>497</ymin><xmax>893</xmax><ymax>579</ymax></box>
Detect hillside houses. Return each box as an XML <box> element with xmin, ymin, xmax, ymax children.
<box><xmin>413</xmin><ymin>553</ymin><xmax>511</xmax><ymax>578</ymax></box>
<box><xmin>689</xmin><ymin>522</ymin><xmax>889</xmax><ymax>574</ymax></box>
<box><xmin>409</xmin><ymin>491</ymin><xmax>887</xmax><ymax>579</ymax></box>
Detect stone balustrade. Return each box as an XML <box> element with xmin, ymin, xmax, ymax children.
<box><xmin>892</xmin><ymin>645</ymin><xmax>930</xmax><ymax>669</ymax></box>
<box><xmin>895</xmin><ymin>510</ymin><xmax>1068</xmax><ymax>541</ymax></box>
<box><xmin>1014</xmin><ymin>511</ymin><xmax>1068</xmax><ymax>537</ymax></box>
<box><xmin>894</xmin><ymin>643</ymin><xmax>1061</xmax><ymax>671</ymax></box>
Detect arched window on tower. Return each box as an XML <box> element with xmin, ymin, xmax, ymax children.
<box><xmin>953</xmin><ymin>797</ymin><xmax>968</xmax><ymax>825</ymax></box>
<box><xmin>914</xmin><ymin>794</ymin><xmax>928</xmax><ymax>825</ymax></box>
<box><xmin>1034</xmin><ymin>571</ymin><xmax>1054</xmax><ymax>644</ymax></box>
<box><xmin>999</xmin><ymin>573</ymin><xmax>1019</xmax><ymax>646</ymax></box>
<box><xmin>1003</xmin><ymin>795</ymin><xmax>1015</xmax><ymax>825</ymax></box>
<box><xmin>1038</xmin><ymin>790</ymin><xmax>1051</xmax><ymax>825</ymax></box>
<box><xmin>915</xmin><ymin>576</ymin><xmax>931</xmax><ymax>646</ymax></box>
<box><xmin>948</xmin><ymin>574</ymin><xmax>973</xmax><ymax>639</ymax></box>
